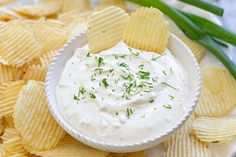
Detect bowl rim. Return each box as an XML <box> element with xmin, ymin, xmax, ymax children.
<box><xmin>45</xmin><ymin>33</ymin><xmax>202</xmax><ymax>152</ymax></box>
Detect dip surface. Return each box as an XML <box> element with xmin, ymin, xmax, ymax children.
<box><xmin>56</xmin><ymin>42</ymin><xmax>191</xmax><ymax>143</ymax></box>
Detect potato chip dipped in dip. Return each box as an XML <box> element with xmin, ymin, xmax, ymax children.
<box><xmin>56</xmin><ymin>6</ymin><xmax>191</xmax><ymax>144</ymax></box>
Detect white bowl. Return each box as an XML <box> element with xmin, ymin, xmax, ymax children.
<box><xmin>45</xmin><ymin>34</ymin><xmax>201</xmax><ymax>153</ymax></box>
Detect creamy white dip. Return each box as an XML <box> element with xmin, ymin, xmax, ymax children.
<box><xmin>57</xmin><ymin>41</ymin><xmax>190</xmax><ymax>143</ymax></box>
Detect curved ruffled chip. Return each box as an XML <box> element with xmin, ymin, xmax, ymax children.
<box><xmin>13</xmin><ymin>80</ymin><xmax>65</xmax><ymax>151</ymax></box>
<box><xmin>12</xmin><ymin>2</ymin><xmax>62</xmax><ymax>17</ymax></box>
<box><xmin>98</xmin><ymin>0</ymin><xmax>126</xmax><ymax>10</ymax></box>
<box><xmin>33</xmin><ymin>19</ymin><xmax>67</xmax><ymax>53</ymax></box>
<box><xmin>0</xmin><ymin>64</ymin><xmax>17</xmax><ymax>83</ymax></box>
<box><xmin>58</xmin><ymin>10</ymin><xmax>91</xmax><ymax>25</ymax></box>
<box><xmin>124</xmin><ymin>7</ymin><xmax>169</xmax><ymax>54</ymax></box>
<box><xmin>22</xmin><ymin>65</ymin><xmax>48</xmax><ymax>82</ymax></box>
<box><xmin>195</xmin><ymin>65</ymin><xmax>236</xmax><ymax>117</ymax></box>
<box><xmin>38</xmin><ymin>50</ymin><xmax>58</xmax><ymax>66</ymax></box>
<box><xmin>1</xmin><ymin>128</ymin><xmax>28</xmax><ymax>156</ymax></box>
<box><xmin>164</xmin><ymin>114</ymin><xmax>196</xmax><ymax>147</ymax></box>
<box><xmin>34</xmin><ymin>135</ymin><xmax>108</xmax><ymax>157</ymax></box>
<box><xmin>193</xmin><ymin>117</ymin><xmax>236</xmax><ymax>143</ymax></box>
<box><xmin>164</xmin><ymin>134</ymin><xmax>211</xmax><ymax>157</ymax></box>
<box><xmin>62</xmin><ymin>0</ymin><xmax>92</xmax><ymax>13</ymax></box>
<box><xmin>4</xmin><ymin>116</ymin><xmax>14</xmax><ymax>128</ymax></box>
<box><xmin>168</xmin><ymin>20</ymin><xmax>205</xmax><ymax>62</ymax></box>
<box><xmin>0</xmin><ymin>24</ymin><xmax>42</xmax><ymax>67</ymax></box>
<box><xmin>87</xmin><ymin>6</ymin><xmax>129</xmax><ymax>53</ymax></box>
<box><xmin>108</xmin><ymin>152</ymin><xmax>147</xmax><ymax>157</ymax></box>
<box><xmin>0</xmin><ymin>0</ymin><xmax>16</xmax><ymax>5</ymax></box>
<box><xmin>0</xmin><ymin>80</ymin><xmax>25</xmax><ymax>117</ymax></box>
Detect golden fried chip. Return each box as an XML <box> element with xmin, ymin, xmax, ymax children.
<box><xmin>164</xmin><ymin>114</ymin><xmax>196</xmax><ymax>147</ymax></box>
<box><xmin>13</xmin><ymin>80</ymin><xmax>65</xmax><ymax>151</ymax></box>
<box><xmin>68</xmin><ymin>22</ymin><xmax>87</xmax><ymax>39</ymax></box>
<box><xmin>124</xmin><ymin>7</ymin><xmax>169</xmax><ymax>54</ymax></box>
<box><xmin>193</xmin><ymin>117</ymin><xmax>236</xmax><ymax>143</ymax></box>
<box><xmin>0</xmin><ymin>24</ymin><xmax>42</xmax><ymax>67</ymax></box>
<box><xmin>38</xmin><ymin>50</ymin><xmax>58</xmax><ymax>66</ymax></box>
<box><xmin>12</xmin><ymin>2</ymin><xmax>61</xmax><ymax>17</ymax></box>
<box><xmin>0</xmin><ymin>117</ymin><xmax>4</xmax><ymax>135</ymax></box>
<box><xmin>0</xmin><ymin>64</ymin><xmax>17</xmax><ymax>82</ymax></box>
<box><xmin>1</xmin><ymin>128</ymin><xmax>28</xmax><ymax>156</ymax></box>
<box><xmin>4</xmin><ymin>116</ymin><xmax>14</xmax><ymax>128</ymax></box>
<box><xmin>46</xmin><ymin>19</ymin><xmax>66</xmax><ymax>29</ymax></box>
<box><xmin>87</xmin><ymin>6</ymin><xmax>129</xmax><ymax>53</ymax></box>
<box><xmin>0</xmin><ymin>80</ymin><xmax>25</xmax><ymax>117</ymax></box>
<box><xmin>195</xmin><ymin>65</ymin><xmax>236</xmax><ymax>117</ymax></box>
<box><xmin>164</xmin><ymin>134</ymin><xmax>211</xmax><ymax>157</ymax></box>
<box><xmin>168</xmin><ymin>20</ymin><xmax>205</xmax><ymax>62</ymax></box>
<box><xmin>22</xmin><ymin>65</ymin><xmax>48</xmax><ymax>81</ymax></box>
<box><xmin>58</xmin><ymin>10</ymin><xmax>91</xmax><ymax>25</ymax></box>
<box><xmin>62</xmin><ymin>0</ymin><xmax>92</xmax><ymax>13</ymax></box>
<box><xmin>108</xmin><ymin>152</ymin><xmax>147</xmax><ymax>157</ymax></box>
<box><xmin>98</xmin><ymin>0</ymin><xmax>126</xmax><ymax>10</ymax></box>
<box><xmin>34</xmin><ymin>134</ymin><xmax>108</xmax><ymax>157</ymax></box>
<box><xmin>0</xmin><ymin>0</ymin><xmax>17</xmax><ymax>5</ymax></box>
<box><xmin>0</xmin><ymin>8</ymin><xmax>21</xmax><ymax>21</ymax></box>
<box><xmin>33</xmin><ymin>19</ymin><xmax>67</xmax><ymax>53</ymax></box>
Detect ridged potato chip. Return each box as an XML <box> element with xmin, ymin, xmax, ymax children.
<box><xmin>46</xmin><ymin>19</ymin><xmax>66</xmax><ymax>29</ymax></box>
<box><xmin>0</xmin><ymin>0</ymin><xmax>16</xmax><ymax>5</ymax></box>
<box><xmin>62</xmin><ymin>0</ymin><xmax>92</xmax><ymax>13</ymax></box>
<box><xmin>34</xmin><ymin>134</ymin><xmax>108</xmax><ymax>157</ymax></box>
<box><xmin>33</xmin><ymin>20</ymin><xmax>67</xmax><ymax>53</ymax></box>
<box><xmin>13</xmin><ymin>80</ymin><xmax>65</xmax><ymax>151</ymax></box>
<box><xmin>164</xmin><ymin>114</ymin><xmax>196</xmax><ymax>147</ymax></box>
<box><xmin>195</xmin><ymin>65</ymin><xmax>236</xmax><ymax>117</ymax></box>
<box><xmin>0</xmin><ymin>80</ymin><xmax>25</xmax><ymax>117</ymax></box>
<box><xmin>58</xmin><ymin>10</ymin><xmax>91</xmax><ymax>25</ymax></box>
<box><xmin>12</xmin><ymin>2</ymin><xmax>62</xmax><ymax>17</ymax></box>
<box><xmin>193</xmin><ymin>117</ymin><xmax>236</xmax><ymax>143</ymax></box>
<box><xmin>124</xmin><ymin>7</ymin><xmax>169</xmax><ymax>54</ymax></box>
<box><xmin>4</xmin><ymin>116</ymin><xmax>14</xmax><ymax>128</ymax></box>
<box><xmin>0</xmin><ymin>24</ymin><xmax>42</xmax><ymax>67</ymax></box>
<box><xmin>0</xmin><ymin>117</ymin><xmax>4</xmax><ymax>135</ymax></box>
<box><xmin>38</xmin><ymin>50</ymin><xmax>58</xmax><ymax>66</ymax></box>
<box><xmin>22</xmin><ymin>65</ymin><xmax>48</xmax><ymax>81</ymax></box>
<box><xmin>87</xmin><ymin>6</ymin><xmax>129</xmax><ymax>53</ymax></box>
<box><xmin>98</xmin><ymin>0</ymin><xmax>126</xmax><ymax>10</ymax></box>
<box><xmin>168</xmin><ymin>20</ymin><xmax>205</xmax><ymax>62</ymax></box>
<box><xmin>0</xmin><ymin>8</ymin><xmax>21</xmax><ymax>21</ymax></box>
<box><xmin>108</xmin><ymin>152</ymin><xmax>147</xmax><ymax>157</ymax></box>
<box><xmin>0</xmin><ymin>64</ymin><xmax>17</xmax><ymax>83</ymax></box>
<box><xmin>67</xmin><ymin>21</ymin><xmax>87</xmax><ymax>39</ymax></box>
<box><xmin>1</xmin><ymin>128</ymin><xmax>28</xmax><ymax>156</ymax></box>
<box><xmin>164</xmin><ymin>134</ymin><xmax>211</xmax><ymax>157</ymax></box>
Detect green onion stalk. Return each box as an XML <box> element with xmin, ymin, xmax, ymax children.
<box><xmin>125</xmin><ymin>0</ymin><xmax>236</xmax><ymax>80</ymax></box>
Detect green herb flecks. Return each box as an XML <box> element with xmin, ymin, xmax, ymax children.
<box><xmin>163</xmin><ymin>104</ymin><xmax>172</xmax><ymax>109</ymax></box>
<box><xmin>149</xmin><ymin>99</ymin><xmax>154</xmax><ymax>103</ymax></box>
<box><xmin>128</xmin><ymin>47</ymin><xmax>140</xmax><ymax>56</ymax></box>
<box><xmin>169</xmin><ymin>95</ymin><xmax>175</xmax><ymax>100</ymax></box>
<box><xmin>126</xmin><ymin>107</ymin><xmax>134</xmax><ymax>118</ymax></box>
<box><xmin>137</xmin><ymin>70</ymin><xmax>150</xmax><ymax>80</ymax></box>
<box><xmin>113</xmin><ymin>54</ymin><xmax>127</xmax><ymax>59</ymax></box>
<box><xmin>89</xmin><ymin>92</ymin><xmax>96</xmax><ymax>99</ymax></box>
<box><xmin>86</xmin><ymin>52</ymin><xmax>91</xmax><ymax>57</ymax></box>
<box><xmin>118</xmin><ymin>62</ymin><xmax>130</xmax><ymax>70</ymax></box>
<box><xmin>98</xmin><ymin>57</ymin><xmax>105</xmax><ymax>67</ymax></box>
<box><xmin>162</xmin><ymin>70</ymin><xmax>167</xmax><ymax>76</ymax></box>
<box><xmin>74</xmin><ymin>86</ymin><xmax>86</xmax><ymax>101</ymax></box>
<box><xmin>101</xmin><ymin>78</ymin><xmax>109</xmax><ymax>88</ymax></box>
<box><xmin>161</xmin><ymin>82</ymin><xmax>177</xmax><ymax>90</ymax></box>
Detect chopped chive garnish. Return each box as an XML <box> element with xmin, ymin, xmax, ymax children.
<box><xmin>86</xmin><ymin>52</ymin><xmax>91</xmax><ymax>57</ymax></box>
<box><xmin>118</xmin><ymin>62</ymin><xmax>130</xmax><ymax>70</ymax></box>
<box><xmin>74</xmin><ymin>86</ymin><xmax>86</xmax><ymax>101</ymax></box>
<box><xmin>169</xmin><ymin>95</ymin><xmax>175</xmax><ymax>100</ymax></box>
<box><xmin>115</xmin><ymin>111</ymin><xmax>119</xmax><ymax>115</ymax></box>
<box><xmin>98</xmin><ymin>57</ymin><xmax>105</xmax><ymax>67</ymax></box>
<box><xmin>113</xmin><ymin>54</ymin><xmax>127</xmax><ymax>59</ymax></box>
<box><xmin>95</xmin><ymin>68</ymin><xmax>103</xmax><ymax>74</ymax></box>
<box><xmin>101</xmin><ymin>78</ymin><xmax>109</xmax><ymax>88</ymax></box>
<box><xmin>163</xmin><ymin>104</ymin><xmax>172</xmax><ymax>109</ymax></box>
<box><xmin>126</xmin><ymin>107</ymin><xmax>134</xmax><ymax>118</ymax></box>
<box><xmin>161</xmin><ymin>82</ymin><xmax>177</xmax><ymax>90</ymax></box>
<box><xmin>91</xmin><ymin>74</ymin><xmax>96</xmax><ymax>81</ymax></box>
<box><xmin>137</xmin><ymin>70</ymin><xmax>150</xmax><ymax>80</ymax></box>
<box><xmin>138</xmin><ymin>64</ymin><xmax>144</xmax><ymax>69</ymax></box>
<box><xmin>128</xmin><ymin>47</ymin><xmax>140</xmax><ymax>56</ymax></box>
<box><xmin>109</xmin><ymin>69</ymin><xmax>114</xmax><ymax>73</ymax></box>
<box><xmin>149</xmin><ymin>99</ymin><xmax>154</xmax><ymax>103</ymax></box>
<box><xmin>89</xmin><ymin>93</ymin><xmax>96</xmax><ymax>99</ymax></box>
<box><xmin>162</xmin><ymin>70</ymin><xmax>167</xmax><ymax>76</ymax></box>
<box><xmin>170</xmin><ymin>67</ymin><xmax>173</xmax><ymax>74</ymax></box>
